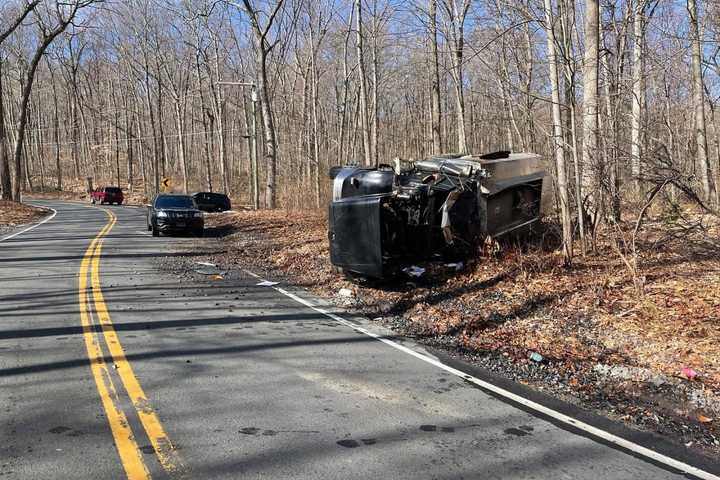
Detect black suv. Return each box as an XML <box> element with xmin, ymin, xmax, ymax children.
<box><xmin>192</xmin><ymin>192</ymin><xmax>231</xmax><ymax>212</ymax></box>
<box><xmin>147</xmin><ymin>194</ymin><xmax>204</xmax><ymax>237</ymax></box>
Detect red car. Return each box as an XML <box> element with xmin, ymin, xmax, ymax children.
<box><xmin>91</xmin><ymin>186</ymin><xmax>124</xmax><ymax>205</ymax></box>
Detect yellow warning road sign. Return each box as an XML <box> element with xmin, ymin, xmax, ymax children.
<box><xmin>161</xmin><ymin>178</ymin><xmax>172</xmax><ymax>191</ymax></box>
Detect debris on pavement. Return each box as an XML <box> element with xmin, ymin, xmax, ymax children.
<box><xmin>196</xmin><ymin>261</ymin><xmax>217</xmax><ymax>267</ymax></box>
<box><xmin>170</xmin><ymin>205</ymin><xmax>720</xmax><ymax>457</ymax></box>
<box><xmin>194</xmin><ymin>267</ymin><xmax>225</xmax><ymax>276</ymax></box>
<box><xmin>256</xmin><ymin>280</ymin><xmax>279</xmax><ymax>287</ymax></box>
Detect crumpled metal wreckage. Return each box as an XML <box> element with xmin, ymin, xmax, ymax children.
<box><xmin>328</xmin><ymin>151</ymin><xmax>545</xmax><ymax>279</ymax></box>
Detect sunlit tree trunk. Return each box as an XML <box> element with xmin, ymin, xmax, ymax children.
<box><xmin>630</xmin><ymin>0</ymin><xmax>645</xmax><ymax>191</ymax></box>
<box><xmin>583</xmin><ymin>0</ymin><xmax>599</xmax><ymax>226</ymax></box>
<box><xmin>355</xmin><ymin>0</ymin><xmax>372</xmax><ymax>166</ymax></box>
<box><xmin>688</xmin><ymin>0</ymin><xmax>713</xmax><ymax>201</ymax></box>
<box><xmin>544</xmin><ymin>0</ymin><xmax>573</xmax><ymax>263</ymax></box>
<box><xmin>429</xmin><ymin>0</ymin><xmax>442</xmax><ymax>154</ymax></box>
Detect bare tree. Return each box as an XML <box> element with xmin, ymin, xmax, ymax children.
<box><xmin>237</xmin><ymin>0</ymin><xmax>286</xmax><ymax>208</ymax></box>
<box><xmin>688</xmin><ymin>0</ymin><xmax>713</xmax><ymax>202</ymax></box>
<box><xmin>429</xmin><ymin>0</ymin><xmax>442</xmax><ymax>154</ymax></box>
<box><xmin>630</xmin><ymin>0</ymin><xmax>646</xmax><ymax>190</ymax></box>
<box><xmin>583</xmin><ymin>0</ymin><xmax>599</xmax><ymax>219</ymax></box>
<box><xmin>439</xmin><ymin>0</ymin><xmax>470</xmax><ymax>153</ymax></box>
<box><xmin>11</xmin><ymin>1</ymin><xmax>96</xmax><ymax>201</ymax></box>
<box><xmin>0</xmin><ymin>0</ymin><xmax>41</xmax><ymax>200</ymax></box>
<box><xmin>544</xmin><ymin>0</ymin><xmax>572</xmax><ymax>263</ymax></box>
<box><xmin>355</xmin><ymin>0</ymin><xmax>372</xmax><ymax>166</ymax></box>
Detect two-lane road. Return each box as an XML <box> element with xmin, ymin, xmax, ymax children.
<box><xmin>1</xmin><ymin>200</ymin><xmax>717</xmax><ymax>479</ymax></box>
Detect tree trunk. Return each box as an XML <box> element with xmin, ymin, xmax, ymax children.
<box><xmin>583</xmin><ymin>0</ymin><xmax>599</xmax><ymax>229</ymax></box>
<box><xmin>429</xmin><ymin>0</ymin><xmax>442</xmax><ymax>154</ymax></box>
<box><xmin>310</xmin><ymin>28</ymin><xmax>322</xmax><ymax>208</ymax></box>
<box><xmin>12</xmin><ymin>30</ymin><xmax>66</xmax><ymax>200</ymax></box>
<box><xmin>355</xmin><ymin>0</ymin><xmax>372</xmax><ymax>166</ymax></box>
<box><xmin>49</xmin><ymin>63</ymin><xmax>61</xmax><ymax>191</ymax></box>
<box><xmin>444</xmin><ymin>0</ymin><xmax>469</xmax><ymax>153</ymax></box>
<box><xmin>544</xmin><ymin>0</ymin><xmax>573</xmax><ymax>263</ymax></box>
<box><xmin>250</xmin><ymin>89</ymin><xmax>259</xmax><ymax>209</ymax></box>
<box><xmin>0</xmin><ymin>60</ymin><xmax>12</xmax><ymax>200</ymax></box>
<box><xmin>630</xmin><ymin>0</ymin><xmax>644</xmax><ymax>191</ymax></box>
<box><xmin>370</xmin><ymin>6</ymin><xmax>380</xmax><ymax>166</ymax></box>
<box><xmin>257</xmin><ymin>47</ymin><xmax>278</xmax><ymax>208</ymax></box>
<box><xmin>125</xmin><ymin>94</ymin><xmax>134</xmax><ymax>191</ymax></box>
<box><xmin>688</xmin><ymin>0</ymin><xmax>713</xmax><ymax>201</ymax></box>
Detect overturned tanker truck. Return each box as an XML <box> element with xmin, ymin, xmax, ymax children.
<box><xmin>327</xmin><ymin>151</ymin><xmax>546</xmax><ymax>279</ymax></box>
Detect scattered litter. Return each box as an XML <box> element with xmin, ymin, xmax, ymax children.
<box><xmin>195</xmin><ymin>267</ymin><xmax>225</xmax><ymax>276</ymax></box>
<box><xmin>445</xmin><ymin>262</ymin><xmax>464</xmax><ymax>271</ymax></box>
<box><xmin>403</xmin><ymin>266</ymin><xmax>425</xmax><ymax>278</ymax></box>
<box><xmin>210</xmin><ymin>274</ymin><xmax>224</xmax><ymax>280</ymax></box>
<box><xmin>338</xmin><ymin>288</ymin><xmax>354</xmax><ymax>298</ymax></box>
<box><xmin>113</xmin><ymin>364</ymin><xmax>119</xmax><ymax>370</ymax></box>
<box><xmin>681</xmin><ymin>367</ymin><xmax>699</xmax><ymax>380</ymax></box>
<box><xmin>196</xmin><ymin>261</ymin><xmax>217</xmax><ymax>267</ymax></box>
<box><xmin>378</xmin><ymin>302</ymin><xmax>393</xmax><ymax>314</ymax></box>
<box><xmin>256</xmin><ymin>280</ymin><xmax>279</xmax><ymax>287</ymax></box>
<box><xmin>697</xmin><ymin>414</ymin><xmax>713</xmax><ymax>424</ymax></box>
<box><xmin>593</xmin><ymin>364</ymin><xmax>668</xmax><ymax>387</ymax></box>
<box><xmin>529</xmin><ymin>352</ymin><xmax>544</xmax><ymax>363</ymax></box>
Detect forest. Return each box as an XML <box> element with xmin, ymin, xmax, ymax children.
<box><xmin>2</xmin><ymin>0</ymin><xmax>720</xmax><ymax>454</ymax></box>
<box><xmin>0</xmin><ymin>0</ymin><xmax>719</xmax><ymax>265</ymax></box>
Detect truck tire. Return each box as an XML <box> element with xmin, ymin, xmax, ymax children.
<box><xmin>152</xmin><ymin>225</ymin><xmax>159</xmax><ymax>237</ymax></box>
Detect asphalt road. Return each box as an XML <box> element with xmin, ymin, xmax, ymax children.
<box><xmin>1</xmin><ymin>199</ymin><xmax>718</xmax><ymax>480</ymax></box>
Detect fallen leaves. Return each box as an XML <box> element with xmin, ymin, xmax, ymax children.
<box><xmin>0</xmin><ymin>200</ymin><xmax>47</xmax><ymax>227</ymax></box>
<box><xmin>697</xmin><ymin>414</ymin><xmax>714</xmax><ymax>424</ymax></box>
<box><xmin>204</xmin><ymin>207</ymin><xmax>720</xmax><ymax>405</ymax></box>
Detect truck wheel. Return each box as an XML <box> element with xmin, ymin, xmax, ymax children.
<box><xmin>152</xmin><ymin>225</ymin><xmax>159</xmax><ymax>237</ymax></box>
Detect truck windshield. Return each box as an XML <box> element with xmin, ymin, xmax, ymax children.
<box><xmin>155</xmin><ymin>196</ymin><xmax>195</xmax><ymax>209</ymax></box>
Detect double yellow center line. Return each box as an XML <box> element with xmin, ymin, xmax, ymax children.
<box><xmin>78</xmin><ymin>209</ymin><xmax>184</xmax><ymax>479</ymax></box>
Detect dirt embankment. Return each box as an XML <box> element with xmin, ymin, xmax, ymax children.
<box><xmin>193</xmin><ymin>207</ymin><xmax>720</xmax><ymax>456</ymax></box>
<box><xmin>0</xmin><ymin>201</ymin><xmax>50</xmax><ymax>232</ymax></box>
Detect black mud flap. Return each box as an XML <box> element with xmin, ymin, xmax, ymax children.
<box><xmin>329</xmin><ymin>195</ymin><xmax>386</xmax><ymax>279</ymax></box>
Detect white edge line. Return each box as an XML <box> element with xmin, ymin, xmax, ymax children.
<box><xmin>246</xmin><ymin>269</ymin><xmax>718</xmax><ymax>480</ymax></box>
<box><xmin>0</xmin><ymin>206</ymin><xmax>57</xmax><ymax>243</ymax></box>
